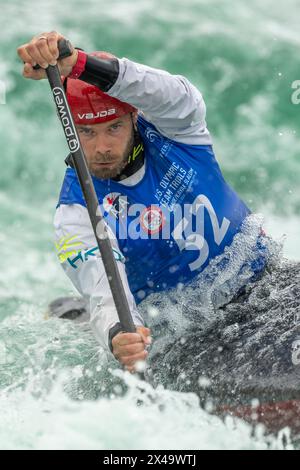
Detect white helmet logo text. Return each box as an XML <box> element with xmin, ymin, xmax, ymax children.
<box><xmin>78</xmin><ymin>109</ymin><xmax>116</xmax><ymax>120</ymax></box>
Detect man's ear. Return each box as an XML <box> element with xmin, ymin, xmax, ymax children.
<box><xmin>131</xmin><ymin>111</ymin><xmax>138</xmax><ymax>131</ymax></box>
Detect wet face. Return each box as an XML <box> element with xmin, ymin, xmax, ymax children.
<box><xmin>76</xmin><ymin>112</ymin><xmax>137</xmax><ymax>179</ymax></box>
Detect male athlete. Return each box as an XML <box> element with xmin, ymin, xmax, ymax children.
<box><xmin>17</xmin><ymin>32</ymin><xmax>266</xmax><ymax>372</ymax></box>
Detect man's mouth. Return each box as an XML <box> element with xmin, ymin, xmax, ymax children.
<box><xmin>93</xmin><ymin>161</ymin><xmax>116</xmax><ymax>167</ymax></box>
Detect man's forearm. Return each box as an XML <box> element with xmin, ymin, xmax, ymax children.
<box><xmin>79</xmin><ymin>54</ymin><xmax>120</xmax><ymax>92</ymax></box>
<box><xmin>89</xmin><ymin>269</ymin><xmax>145</xmax><ymax>352</ymax></box>
<box><xmin>72</xmin><ymin>51</ymin><xmax>211</xmax><ymax>143</ymax></box>
<box><xmin>54</xmin><ymin>203</ymin><xmax>145</xmax><ymax>353</ymax></box>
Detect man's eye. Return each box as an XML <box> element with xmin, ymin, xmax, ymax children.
<box><xmin>110</xmin><ymin>124</ymin><xmax>121</xmax><ymax>131</ymax></box>
<box><xmin>79</xmin><ymin>128</ymin><xmax>93</xmax><ymax>136</ymax></box>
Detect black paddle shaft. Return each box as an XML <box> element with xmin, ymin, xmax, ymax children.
<box><xmin>45</xmin><ymin>40</ymin><xmax>135</xmax><ymax>333</ymax></box>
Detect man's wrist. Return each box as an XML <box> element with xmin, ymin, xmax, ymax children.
<box><xmin>108</xmin><ymin>322</ymin><xmax>124</xmax><ymax>353</ymax></box>
<box><xmin>68</xmin><ymin>49</ymin><xmax>87</xmax><ymax>79</ymax></box>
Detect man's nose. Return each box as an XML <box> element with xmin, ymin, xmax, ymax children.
<box><xmin>94</xmin><ymin>132</ymin><xmax>112</xmax><ymax>154</ymax></box>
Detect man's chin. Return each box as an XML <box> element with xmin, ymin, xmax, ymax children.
<box><xmin>91</xmin><ymin>165</ymin><xmax>123</xmax><ymax>180</ymax></box>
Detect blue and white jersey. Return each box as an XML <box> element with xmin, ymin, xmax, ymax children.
<box><xmin>54</xmin><ymin>57</ymin><xmax>254</xmax><ymax>352</ymax></box>
<box><xmin>58</xmin><ymin>115</ymin><xmax>250</xmax><ymax>302</ymax></box>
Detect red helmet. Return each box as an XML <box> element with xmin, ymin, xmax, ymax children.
<box><xmin>65</xmin><ymin>51</ymin><xmax>137</xmax><ymax>125</ymax></box>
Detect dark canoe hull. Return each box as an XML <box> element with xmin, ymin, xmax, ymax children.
<box><xmin>145</xmin><ymin>260</ymin><xmax>300</xmax><ymax>436</ymax></box>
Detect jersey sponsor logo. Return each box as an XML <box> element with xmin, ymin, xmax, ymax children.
<box><xmin>66</xmin><ymin>246</ymin><xmax>125</xmax><ymax>269</ymax></box>
<box><xmin>55</xmin><ymin>234</ymin><xmax>84</xmax><ymax>263</ymax></box>
<box><xmin>55</xmin><ymin>234</ymin><xmax>124</xmax><ymax>268</ymax></box>
<box><xmin>78</xmin><ymin>109</ymin><xmax>116</xmax><ymax>120</ymax></box>
<box><xmin>103</xmin><ymin>192</ymin><xmax>129</xmax><ymax>219</ymax></box>
<box><xmin>140</xmin><ymin>206</ymin><xmax>165</xmax><ymax>235</ymax></box>
<box><xmin>145</xmin><ymin>127</ymin><xmax>164</xmax><ymax>143</ymax></box>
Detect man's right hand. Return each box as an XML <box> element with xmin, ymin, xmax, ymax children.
<box><xmin>112</xmin><ymin>326</ymin><xmax>152</xmax><ymax>373</ymax></box>
<box><xmin>17</xmin><ymin>31</ymin><xmax>78</xmax><ymax>80</ymax></box>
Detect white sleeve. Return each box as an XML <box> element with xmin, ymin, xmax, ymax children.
<box><xmin>108</xmin><ymin>58</ymin><xmax>212</xmax><ymax>145</ymax></box>
<box><xmin>53</xmin><ymin>203</ymin><xmax>144</xmax><ymax>353</ymax></box>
